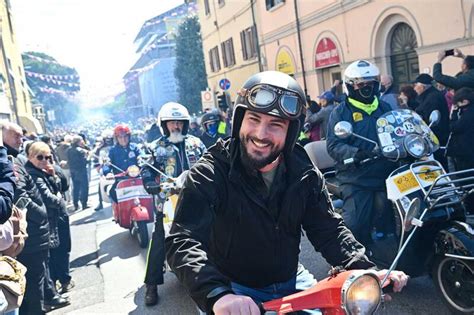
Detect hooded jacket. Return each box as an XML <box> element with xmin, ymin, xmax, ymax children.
<box><xmin>165</xmin><ymin>138</ymin><xmax>374</xmax><ymax>312</ymax></box>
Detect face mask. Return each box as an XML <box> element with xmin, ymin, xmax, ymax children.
<box><xmin>207</xmin><ymin>123</ymin><xmax>218</xmax><ymax>136</ymax></box>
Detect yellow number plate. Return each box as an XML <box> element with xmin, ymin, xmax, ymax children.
<box><xmin>394</xmin><ymin>172</ymin><xmax>419</xmax><ymax>193</ymax></box>
<box><xmin>418</xmin><ymin>167</ymin><xmax>441</xmax><ymax>182</ymax></box>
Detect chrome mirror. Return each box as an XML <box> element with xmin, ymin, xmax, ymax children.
<box><xmin>334</xmin><ymin>121</ymin><xmax>353</xmax><ymax>139</ymax></box>
<box><xmin>403</xmin><ymin>198</ymin><xmax>421</xmax><ymax>232</ymax></box>
<box><xmin>429</xmin><ymin>110</ymin><xmax>440</xmax><ymax>128</ymax></box>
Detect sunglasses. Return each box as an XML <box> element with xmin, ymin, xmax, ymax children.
<box><xmin>36</xmin><ymin>154</ymin><xmax>53</xmax><ymax>162</ymax></box>
<box><xmin>240</xmin><ymin>84</ymin><xmax>302</xmax><ymax>119</ymax></box>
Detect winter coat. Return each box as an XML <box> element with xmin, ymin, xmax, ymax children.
<box><xmin>9</xmin><ymin>149</ymin><xmax>49</xmax><ymax>254</ymax></box>
<box><xmin>0</xmin><ymin>146</ymin><xmax>15</xmax><ymax>223</ymax></box>
<box><xmin>433</xmin><ymin>62</ymin><xmax>474</xmax><ymax>91</ymax></box>
<box><xmin>306</xmin><ymin>103</ymin><xmax>336</xmax><ymax>140</ymax></box>
<box><xmin>107</xmin><ymin>143</ymin><xmax>140</xmax><ymax>175</ymax></box>
<box><xmin>447</xmin><ymin>105</ymin><xmax>474</xmax><ymax>162</ymax></box>
<box><xmin>25</xmin><ymin>161</ymin><xmax>65</xmax><ymax>248</ymax></box>
<box><xmin>326</xmin><ymin>98</ymin><xmax>396</xmax><ymax>187</ymax></box>
<box><xmin>415</xmin><ymin>86</ymin><xmax>450</xmax><ymax>145</ymax></box>
<box><xmin>165</xmin><ymin>138</ymin><xmax>375</xmax><ymax>313</ymax></box>
<box><xmin>380</xmin><ymin>85</ymin><xmax>399</xmax><ymax>110</ymax></box>
<box><xmin>67</xmin><ymin>144</ymin><xmax>88</xmax><ymax>173</ymax></box>
<box><xmin>145</xmin><ymin>123</ymin><xmax>162</xmax><ymax>143</ymax></box>
<box><xmin>142</xmin><ymin>135</ymin><xmax>205</xmax><ymax>191</ymax></box>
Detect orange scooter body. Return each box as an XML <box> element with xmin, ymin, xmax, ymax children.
<box><xmin>263</xmin><ymin>270</ymin><xmax>352</xmax><ymax>315</ymax></box>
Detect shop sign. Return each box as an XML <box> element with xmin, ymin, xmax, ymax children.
<box><xmin>276</xmin><ymin>49</ymin><xmax>295</xmax><ymax>75</ymax></box>
<box><xmin>315</xmin><ymin>37</ymin><xmax>340</xmax><ymax>68</ymax></box>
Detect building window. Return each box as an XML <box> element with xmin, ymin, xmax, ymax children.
<box><xmin>209</xmin><ymin>46</ymin><xmax>221</xmax><ymax>72</ymax></box>
<box><xmin>240</xmin><ymin>26</ymin><xmax>257</xmax><ymax>61</ymax></box>
<box><xmin>218</xmin><ymin>0</ymin><xmax>225</xmax><ymax>6</ymax></box>
<box><xmin>204</xmin><ymin>0</ymin><xmax>211</xmax><ymax>15</ymax></box>
<box><xmin>221</xmin><ymin>38</ymin><xmax>235</xmax><ymax>67</ymax></box>
<box><xmin>266</xmin><ymin>0</ymin><xmax>285</xmax><ymax>10</ymax></box>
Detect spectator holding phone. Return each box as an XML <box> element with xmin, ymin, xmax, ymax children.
<box><xmin>433</xmin><ymin>48</ymin><xmax>474</xmax><ymax>91</ymax></box>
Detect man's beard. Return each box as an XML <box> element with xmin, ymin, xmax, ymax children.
<box><xmin>168</xmin><ymin>131</ymin><xmax>184</xmax><ymax>143</ymax></box>
<box><xmin>239</xmin><ymin>135</ymin><xmax>282</xmax><ymax>171</ymax></box>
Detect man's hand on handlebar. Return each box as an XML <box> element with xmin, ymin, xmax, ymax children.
<box><xmin>213</xmin><ymin>294</ymin><xmax>260</xmax><ymax>315</ymax></box>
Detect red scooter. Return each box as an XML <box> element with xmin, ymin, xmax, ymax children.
<box><xmin>100</xmin><ymin>165</ymin><xmax>154</xmax><ymax>248</ymax></box>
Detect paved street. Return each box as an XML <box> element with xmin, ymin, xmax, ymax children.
<box><xmin>49</xmin><ymin>172</ymin><xmax>451</xmax><ymax>314</ymax></box>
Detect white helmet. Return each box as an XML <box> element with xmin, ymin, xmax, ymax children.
<box><xmin>158</xmin><ymin>102</ymin><xmax>191</xmax><ymax>136</ymax></box>
<box><xmin>343</xmin><ymin>60</ymin><xmax>381</xmax><ymax>101</ymax></box>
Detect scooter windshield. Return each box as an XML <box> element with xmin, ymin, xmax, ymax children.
<box><xmin>375</xmin><ymin>109</ymin><xmax>439</xmax><ymax>160</ymax></box>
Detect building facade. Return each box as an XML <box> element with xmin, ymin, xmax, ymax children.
<box><xmin>124</xmin><ymin>3</ymin><xmax>194</xmax><ymax>119</ymax></box>
<box><xmin>197</xmin><ymin>0</ymin><xmax>261</xmax><ymax>108</ymax></box>
<box><xmin>0</xmin><ymin>0</ymin><xmax>40</xmax><ymax>132</ymax></box>
<box><xmin>197</xmin><ymin>0</ymin><xmax>474</xmax><ymax>104</ymax></box>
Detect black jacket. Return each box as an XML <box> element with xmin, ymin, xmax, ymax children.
<box><xmin>447</xmin><ymin>105</ymin><xmax>474</xmax><ymax>161</ymax></box>
<box><xmin>415</xmin><ymin>86</ymin><xmax>450</xmax><ymax>145</ymax></box>
<box><xmin>8</xmin><ymin>148</ymin><xmax>49</xmax><ymax>254</ymax></box>
<box><xmin>165</xmin><ymin>139</ymin><xmax>375</xmax><ymax>312</ymax></box>
<box><xmin>326</xmin><ymin>98</ymin><xmax>396</xmax><ymax>187</ymax></box>
<box><xmin>433</xmin><ymin>62</ymin><xmax>474</xmax><ymax>91</ymax></box>
<box><xmin>0</xmin><ymin>146</ymin><xmax>15</xmax><ymax>223</ymax></box>
<box><xmin>67</xmin><ymin>144</ymin><xmax>88</xmax><ymax>173</ymax></box>
<box><xmin>145</xmin><ymin>123</ymin><xmax>162</xmax><ymax>143</ymax></box>
<box><xmin>25</xmin><ymin>161</ymin><xmax>65</xmax><ymax>240</ymax></box>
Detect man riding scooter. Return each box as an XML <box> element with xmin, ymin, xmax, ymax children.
<box><xmin>165</xmin><ymin>71</ymin><xmax>408</xmax><ymax>315</ymax></box>
<box><xmin>326</xmin><ymin>60</ymin><xmax>397</xmax><ymax>247</ymax></box>
<box><xmin>107</xmin><ymin>125</ymin><xmax>141</xmax><ymax>203</ymax></box>
<box><xmin>141</xmin><ymin>102</ymin><xmax>206</xmax><ymax>307</ymax></box>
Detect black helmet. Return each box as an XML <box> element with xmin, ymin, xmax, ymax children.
<box><xmin>232</xmin><ymin>71</ymin><xmax>305</xmax><ymax>154</ymax></box>
<box><xmin>200</xmin><ymin>112</ymin><xmax>220</xmax><ymax>127</ymax></box>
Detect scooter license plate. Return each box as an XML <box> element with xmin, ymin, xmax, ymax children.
<box><xmin>393</xmin><ymin>172</ymin><xmax>419</xmax><ymax>193</ymax></box>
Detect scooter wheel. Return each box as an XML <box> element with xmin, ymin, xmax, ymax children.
<box><xmin>136</xmin><ymin>221</ymin><xmax>149</xmax><ymax>248</ymax></box>
<box><xmin>433</xmin><ymin>255</ymin><xmax>474</xmax><ymax>314</ymax></box>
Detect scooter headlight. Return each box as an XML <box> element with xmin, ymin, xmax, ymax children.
<box><xmin>127</xmin><ymin>165</ymin><xmax>140</xmax><ymax>178</ymax></box>
<box><xmin>342</xmin><ymin>271</ymin><xmax>381</xmax><ymax>315</ymax></box>
<box><xmin>404</xmin><ymin>134</ymin><xmax>429</xmax><ymax>158</ymax></box>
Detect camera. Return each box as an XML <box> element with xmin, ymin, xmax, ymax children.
<box><xmin>445</xmin><ymin>49</ymin><xmax>455</xmax><ymax>56</ymax></box>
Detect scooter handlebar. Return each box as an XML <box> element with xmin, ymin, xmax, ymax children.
<box><xmin>343</xmin><ymin>155</ymin><xmax>379</xmax><ymax>166</ymax></box>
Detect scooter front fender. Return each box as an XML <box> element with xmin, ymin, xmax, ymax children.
<box><xmin>130</xmin><ymin>206</ymin><xmax>152</xmax><ymax>223</ymax></box>
<box><xmin>434</xmin><ymin>221</ymin><xmax>474</xmax><ymax>260</ymax></box>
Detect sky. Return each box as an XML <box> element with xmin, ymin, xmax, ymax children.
<box><xmin>11</xmin><ymin>0</ymin><xmax>185</xmax><ymax>107</ymax></box>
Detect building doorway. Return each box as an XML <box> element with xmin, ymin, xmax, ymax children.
<box><xmin>320</xmin><ymin>66</ymin><xmax>341</xmax><ymax>93</ymax></box>
<box><xmin>389</xmin><ymin>23</ymin><xmax>419</xmax><ymax>89</ymax></box>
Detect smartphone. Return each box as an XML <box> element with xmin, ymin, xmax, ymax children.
<box><xmin>445</xmin><ymin>49</ymin><xmax>455</xmax><ymax>56</ymax></box>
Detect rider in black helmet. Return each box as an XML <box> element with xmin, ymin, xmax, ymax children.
<box><xmin>166</xmin><ymin>71</ymin><xmax>408</xmax><ymax>314</ymax></box>
<box><xmin>199</xmin><ymin>111</ymin><xmax>221</xmax><ymax>148</ymax></box>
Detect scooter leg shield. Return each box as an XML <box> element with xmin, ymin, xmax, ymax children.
<box><xmin>434</xmin><ymin>221</ymin><xmax>474</xmax><ymax>259</ymax></box>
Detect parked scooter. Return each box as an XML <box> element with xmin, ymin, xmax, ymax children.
<box><xmin>99</xmin><ymin>164</ymin><xmax>154</xmax><ymax>248</ymax></box>
<box><xmin>304</xmin><ymin>109</ymin><xmax>474</xmax><ymax>314</ymax></box>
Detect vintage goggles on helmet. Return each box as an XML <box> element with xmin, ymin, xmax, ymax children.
<box><xmin>240</xmin><ymin>84</ymin><xmax>302</xmax><ymax>119</ymax></box>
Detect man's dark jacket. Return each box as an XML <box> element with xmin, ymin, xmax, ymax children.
<box><xmin>146</xmin><ymin>123</ymin><xmax>162</xmax><ymax>143</ymax></box>
<box><xmin>415</xmin><ymin>86</ymin><xmax>450</xmax><ymax>145</ymax></box>
<box><xmin>433</xmin><ymin>62</ymin><xmax>474</xmax><ymax>91</ymax></box>
<box><xmin>67</xmin><ymin>144</ymin><xmax>88</xmax><ymax>173</ymax></box>
<box><xmin>8</xmin><ymin>147</ymin><xmax>49</xmax><ymax>254</ymax></box>
<box><xmin>165</xmin><ymin>138</ymin><xmax>374</xmax><ymax>312</ymax></box>
<box><xmin>0</xmin><ymin>146</ymin><xmax>15</xmax><ymax>223</ymax></box>
<box><xmin>326</xmin><ymin>98</ymin><xmax>396</xmax><ymax>187</ymax></box>
<box><xmin>448</xmin><ymin>105</ymin><xmax>474</xmax><ymax>162</ymax></box>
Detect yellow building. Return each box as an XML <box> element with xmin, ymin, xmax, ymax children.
<box><xmin>0</xmin><ymin>0</ymin><xmax>41</xmax><ymax>132</ymax></box>
<box><xmin>196</xmin><ymin>0</ymin><xmax>262</xmax><ymax>107</ymax></box>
